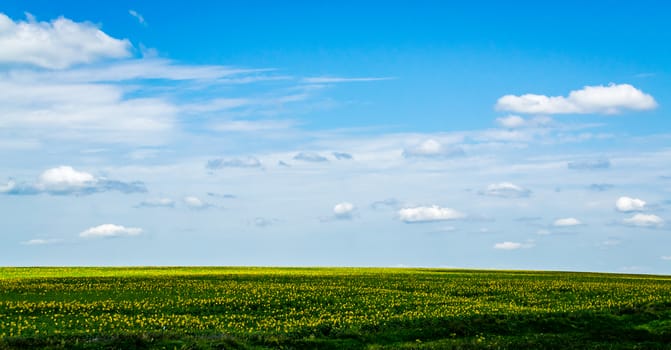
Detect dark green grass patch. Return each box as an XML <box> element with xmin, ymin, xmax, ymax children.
<box><xmin>1</xmin><ymin>268</ymin><xmax>670</xmax><ymax>349</ymax></box>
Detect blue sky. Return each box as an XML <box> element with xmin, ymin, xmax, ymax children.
<box><xmin>1</xmin><ymin>1</ymin><xmax>671</xmax><ymax>273</ymax></box>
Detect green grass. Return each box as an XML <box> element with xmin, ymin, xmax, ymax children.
<box><xmin>1</xmin><ymin>267</ymin><xmax>670</xmax><ymax>349</ymax></box>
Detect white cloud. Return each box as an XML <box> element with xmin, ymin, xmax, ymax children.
<box><xmin>494</xmin><ymin>241</ymin><xmax>534</xmax><ymax>250</ymax></box>
<box><xmin>481</xmin><ymin>182</ymin><xmax>531</xmax><ymax>198</ymax></box>
<box><xmin>402</xmin><ymin>139</ymin><xmax>464</xmax><ymax>158</ymax></box>
<box><xmin>554</xmin><ymin>217</ymin><xmax>582</xmax><ymax>227</ymax></box>
<box><xmin>1</xmin><ymin>166</ymin><xmax>146</xmax><ymax>195</ymax></box>
<box><xmin>0</xmin><ymin>13</ymin><xmax>131</xmax><ymax>69</ymax></box>
<box><xmin>622</xmin><ymin>214</ymin><xmax>664</xmax><ymax>228</ymax></box>
<box><xmin>496</xmin><ymin>115</ymin><xmax>553</xmax><ymax>128</ymax></box>
<box><xmin>615</xmin><ymin>196</ymin><xmax>646</xmax><ymax>212</ymax></box>
<box><xmin>333</xmin><ymin>202</ymin><xmax>355</xmax><ymax>219</ymax></box>
<box><xmin>184</xmin><ymin>196</ymin><xmax>210</xmax><ymax>210</ymax></box>
<box><xmin>662</xmin><ymin>256</ymin><xmax>671</xmax><ymax>261</ymax></box>
<box><xmin>80</xmin><ymin>224</ymin><xmax>142</xmax><ymax>238</ymax></box>
<box><xmin>398</xmin><ymin>205</ymin><xmax>465</xmax><ymax>223</ymax></box>
<box><xmin>496</xmin><ymin>83</ymin><xmax>657</xmax><ymax>115</ymax></box>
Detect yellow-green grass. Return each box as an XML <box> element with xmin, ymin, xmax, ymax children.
<box><xmin>1</xmin><ymin>267</ymin><xmax>670</xmax><ymax>349</ymax></box>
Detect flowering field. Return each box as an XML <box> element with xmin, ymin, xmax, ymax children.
<box><xmin>1</xmin><ymin>267</ymin><xmax>670</xmax><ymax>349</ymax></box>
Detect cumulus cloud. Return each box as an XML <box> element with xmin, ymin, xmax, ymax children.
<box><xmin>137</xmin><ymin>198</ymin><xmax>175</xmax><ymax>208</ymax></box>
<box><xmin>0</xmin><ymin>166</ymin><xmax>146</xmax><ymax>196</ymax></box>
<box><xmin>496</xmin><ymin>115</ymin><xmax>553</xmax><ymax>128</ymax></box>
<box><xmin>480</xmin><ymin>182</ymin><xmax>531</xmax><ymax>198</ymax></box>
<box><xmin>622</xmin><ymin>214</ymin><xmax>664</xmax><ymax>228</ymax></box>
<box><xmin>293</xmin><ymin>152</ymin><xmax>328</xmax><ymax>162</ymax></box>
<box><xmin>495</xmin><ymin>83</ymin><xmax>657</xmax><ymax>115</ymax></box>
<box><xmin>615</xmin><ymin>196</ymin><xmax>646</xmax><ymax>212</ymax></box>
<box><xmin>206</xmin><ymin>157</ymin><xmax>262</xmax><ymax>169</ymax></box>
<box><xmin>567</xmin><ymin>159</ymin><xmax>610</xmax><ymax>170</ymax></box>
<box><xmin>402</xmin><ymin>139</ymin><xmax>464</xmax><ymax>159</ymax></box>
<box><xmin>493</xmin><ymin>241</ymin><xmax>534</xmax><ymax>250</ymax></box>
<box><xmin>0</xmin><ymin>13</ymin><xmax>131</xmax><ymax>69</ymax></box>
<box><xmin>398</xmin><ymin>205</ymin><xmax>465</xmax><ymax>223</ymax></box>
<box><xmin>554</xmin><ymin>218</ymin><xmax>582</xmax><ymax>227</ymax></box>
<box><xmin>333</xmin><ymin>202</ymin><xmax>355</xmax><ymax>219</ymax></box>
<box><xmin>332</xmin><ymin>152</ymin><xmax>353</xmax><ymax>160</ymax></box>
<box><xmin>183</xmin><ymin>196</ymin><xmax>211</xmax><ymax>210</ymax></box>
<box><xmin>80</xmin><ymin>224</ymin><xmax>142</xmax><ymax>238</ymax></box>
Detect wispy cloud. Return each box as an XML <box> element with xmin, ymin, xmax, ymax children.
<box><xmin>493</xmin><ymin>241</ymin><xmax>534</xmax><ymax>250</ymax></box>
<box><xmin>554</xmin><ymin>218</ymin><xmax>582</xmax><ymax>227</ymax></box>
<box><xmin>206</xmin><ymin>157</ymin><xmax>262</xmax><ymax>169</ymax></box>
<box><xmin>128</xmin><ymin>10</ymin><xmax>147</xmax><ymax>26</ymax></box>
<box><xmin>21</xmin><ymin>238</ymin><xmax>63</xmax><ymax>245</ymax></box>
<box><xmin>567</xmin><ymin>159</ymin><xmax>610</xmax><ymax>170</ymax></box>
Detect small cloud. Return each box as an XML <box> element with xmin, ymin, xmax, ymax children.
<box><xmin>622</xmin><ymin>213</ymin><xmax>664</xmax><ymax>228</ymax></box>
<box><xmin>615</xmin><ymin>196</ymin><xmax>646</xmax><ymax>212</ymax></box>
<box><xmin>589</xmin><ymin>183</ymin><xmax>614</xmax><ymax>192</ymax></box>
<box><xmin>0</xmin><ymin>166</ymin><xmax>146</xmax><ymax>196</ymax></box>
<box><xmin>536</xmin><ymin>229</ymin><xmax>551</xmax><ymax>235</ymax></box>
<box><xmin>496</xmin><ymin>115</ymin><xmax>553</xmax><ymax>129</ymax></box>
<box><xmin>21</xmin><ymin>238</ymin><xmax>62</xmax><ymax>245</ymax></box>
<box><xmin>137</xmin><ymin>198</ymin><xmax>175</xmax><ymax>208</ymax></box>
<box><xmin>278</xmin><ymin>160</ymin><xmax>291</xmax><ymax>167</ymax></box>
<box><xmin>128</xmin><ymin>10</ymin><xmax>147</xmax><ymax>25</ymax></box>
<box><xmin>251</xmin><ymin>217</ymin><xmax>277</xmax><ymax>227</ymax></box>
<box><xmin>494</xmin><ymin>241</ymin><xmax>534</xmax><ymax>250</ymax></box>
<box><xmin>480</xmin><ymin>182</ymin><xmax>531</xmax><ymax>198</ymax></box>
<box><xmin>332</xmin><ymin>152</ymin><xmax>353</xmax><ymax>160</ymax></box>
<box><xmin>80</xmin><ymin>224</ymin><xmax>142</xmax><ymax>238</ymax></box>
<box><xmin>495</xmin><ymin>83</ymin><xmax>657</xmax><ymax>115</ymax></box>
<box><xmin>333</xmin><ymin>202</ymin><xmax>355</xmax><ymax>220</ymax></box>
<box><xmin>293</xmin><ymin>152</ymin><xmax>328</xmax><ymax>162</ymax></box>
<box><xmin>599</xmin><ymin>239</ymin><xmax>621</xmax><ymax>247</ymax></box>
<box><xmin>207</xmin><ymin>192</ymin><xmax>236</xmax><ymax>199</ymax></box>
<box><xmin>371</xmin><ymin>198</ymin><xmax>401</xmax><ymax>210</ymax></box>
<box><xmin>183</xmin><ymin>196</ymin><xmax>212</xmax><ymax>210</ymax></box>
<box><xmin>398</xmin><ymin>205</ymin><xmax>465</xmax><ymax>223</ymax></box>
<box><xmin>206</xmin><ymin>156</ymin><xmax>262</xmax><ymax>169</ymax></box>
<box><xmin>661</xmin><ymin>256</ymin><xmax>671</xmax><ymax>261</ymax></box>
<box><xmin>567</xmin><ymin>159</ymin><xmax>610</xmax><ymax>170</ymax></box>
<box><xmin>554</xmin><ymin>218</ymin><xmax>582</xmax><ymax>227</ymax></box>
<box><xmin>403</xmin><ymin>139</ymin><xmax>464</xmax><ymax>159</ymax></box>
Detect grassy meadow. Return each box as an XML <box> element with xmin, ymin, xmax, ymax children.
<box><xmin>0</xmin><ymin>267</ymin><xmax>670</xmax><ymax>349</ymax></box>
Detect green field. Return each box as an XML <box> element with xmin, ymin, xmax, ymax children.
<box><xmin>1</xmin><ymin>267</ymin><xmax>670</xmax><ymax>349</ymax></box>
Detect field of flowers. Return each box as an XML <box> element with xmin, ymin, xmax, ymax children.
<box><xmin>0</xmin><ymin>267</ymin><xmax>670</xmax><ymax>349</ymax></box>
